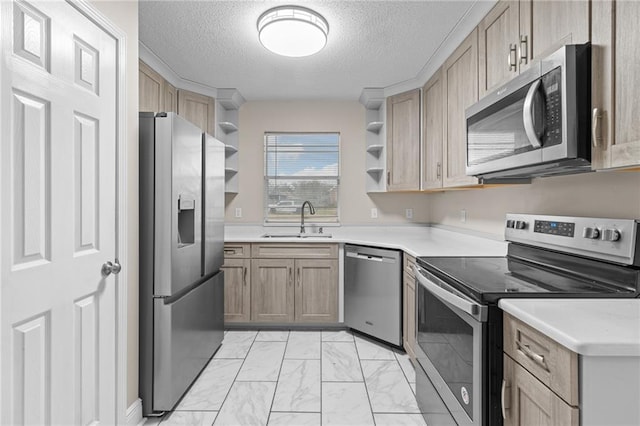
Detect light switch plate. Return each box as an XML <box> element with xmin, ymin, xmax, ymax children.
<box><xmin>460</xmin><ymin>209</ymin><xmax>467</xmax><ymax>223</ymax></box>
<box><xmin>405</xmin><ymin>208</ymin><xmax>413</xmax><ymax>219</ymax></box>
<box><xmin>371</xmin><ymin>208</ymin><xmax>378</xmax><ymax>219</ymax></box>
<box><xmin>235</xmin><ymin>207</ymin><xmax>242</xmax><ymax>218</ymax></box>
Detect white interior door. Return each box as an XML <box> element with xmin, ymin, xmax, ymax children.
<box><xmin>0</xmin><ymin>1</ymin><xmax>119</xmax><ymax>424</ymax></box>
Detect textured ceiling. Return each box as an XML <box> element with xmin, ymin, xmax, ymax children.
<box><xmin>139</xmin><ymin>1</ymin><xmax>485</xmax><ymax>101</ymax></box>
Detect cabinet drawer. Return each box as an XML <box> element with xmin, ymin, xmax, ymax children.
<box><xmin>504</xmin><ymin>313</ymin><xmax>579</xmax><ymax>406</ymax></box>
<box><xmin>404</xmin><ymin>253</ymin><xmax>416</xmax><ymax>278</ymax></box>
<box><xmin>224</xmin><ymin>243</ymin><xmax>250</xmax><ymax>258</ymax></box>
<box><xmin>251</xmin><ymin>243</ymin><xmax>338</xmax><ymax>259</ymax></box>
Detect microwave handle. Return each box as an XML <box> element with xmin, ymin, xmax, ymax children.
<box><xmin>414</xmin><ymin>266</ymin><xmax>479</xmax><ymax>316</ymax></box>
<box><xmin>523</xmin><ymin>79</ymin><xmax>543</xmax><ymax>149</ymax></box>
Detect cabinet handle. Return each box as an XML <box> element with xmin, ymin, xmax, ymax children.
<box><xmin>387</xmin><ymin>170</ymin><xmax>391</xmax><ymax>185</ymax></box>
<box><xmin>297</xmin><ymin>268</ymin><xmax>301</xmax><ymax>287</ymax></box>
<box><xmin>289</xmin><ymin>267</ymin><xmax>293</xmax><ymax>287</ymax></box>
<box><xmin>592</xmin><ymin>108</ymin><xmax>602</xmax><ymax>148</ymax></box>
<box><xmin>519</xmin><ymin>35</ymin><xmax>528</xmax><ymax>65</ymax></box>
<box><xmin>516</xmin><ymin>341</ymin><xmax>547</xmax><ymax>369</ymax></box>
<box><xmin>508</xmin><ymin>44</ymin><xmax>517</xmax><ymax>71</ymax></box>
<box><xmin>436</xmin><ymin>162</ymin><xmax>441</xmax><ymax>179</ymax></box>
<box><xmin>501</xmin><ymin>379</ymin><xmax>511</xmax><ymax>419</ymax></box>
<box><xmin>243</xmin><ymin>267</ymin><xmax>247</xmax><ymax>286</ymax></box>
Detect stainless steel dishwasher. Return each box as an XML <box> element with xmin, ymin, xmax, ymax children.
<box><xmin>344</xmin><ymin>244</ymin><xmax>402</xmax><ymax>346</ymax></box>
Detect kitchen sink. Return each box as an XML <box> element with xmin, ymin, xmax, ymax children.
<box><xmin>261</xmin><ymin>233</ymin><xmax>332</xmax><ymax>238</ymax></box>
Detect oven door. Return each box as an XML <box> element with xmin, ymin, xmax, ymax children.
<box><xmin>414</xmin><ymin>266</ymin><xmax>488</xmax><ymax>426</ymax></box>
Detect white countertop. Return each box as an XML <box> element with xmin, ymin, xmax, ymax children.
<box><xmin>225</xmin><ymin>224</ymin><xmax>508</xmax><ymax>258</ymax></box>
<box><xmin>499</xmin><ymin>299</ymin><xmax>640</xmax><ymax>357</ymax></box>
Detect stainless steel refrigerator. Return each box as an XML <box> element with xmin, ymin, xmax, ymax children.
<box><xmin>139</xmin><ymin>112</ymin><xmax>225</xmax><ymax>416</ymax></box>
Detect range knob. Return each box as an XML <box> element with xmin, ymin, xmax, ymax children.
<box><xmin>515</xmin><ymin>220</ymin><xmax>527</xmax><ymax>230</ymax></box>
<box><xmin>506</xmin><ymin>220</ymin><xmax>515</xmax><ymax>229</ymax></box>
<box><xmin>602</xmin><ymin>228</ymin><xmax>621</xmax><ymax>242</ymax></box>
<box><xmin>582</xmin><ymin>227</ymin><xmax>600</xmax><ymax>239</ymax></box>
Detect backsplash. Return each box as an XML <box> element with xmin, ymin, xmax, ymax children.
<box><xmin>428</xmin><ymin>170</ymin><xmax>640</xmax><ymax>238</ymax></box>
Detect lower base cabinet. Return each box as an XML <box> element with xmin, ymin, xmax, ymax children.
<box><xmin>223</xmin><ymin>243</ymin><xmax>338</xmax><ymax>324</ymax></box>
<box><xmin>403</xmin><ymin>254</ymin><xmax>417</xmax><ymax>360</ymax></box>
<box><xmin>221</xmin><ymin>258</ymin><xmax>251</xmax><ymax>322</ymax></box>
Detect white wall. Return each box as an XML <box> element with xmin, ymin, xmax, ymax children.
<box><xmin>225</xmin><ymin>100</ymin><xmax>431</xmax><ymax>224</ymax></box>
<box><xmin>429</xmin><ymin>170</ymin><xmax>640</xmax><ymax>238</ymax></box>
<box><xmin>89</xmin><ymin>0</ymin><xmax>139</xmax><ymax>408</ymax></box>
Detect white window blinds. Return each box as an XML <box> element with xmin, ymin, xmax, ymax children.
<box><xmin>264</xmin><ymin>133</ymin><xmax>340</xmax><ymax>223</ymax></box>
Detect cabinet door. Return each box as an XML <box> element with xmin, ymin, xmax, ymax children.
<box><xmin>403</xmin><ymin>271</ymin><xmax>416</xmax><ymax>360</ymax></box>
<box><xmin>177</xmin><ymin>89</ymin><xmax>215</xmax><ymax>134</ymax></box>
<box><xmin>386</xmin><ymin>89</ymin><xmax>421</xmax><ymax>191</ymax></box>
<box><xmin>478</xmin><ymin>0</ymin><xmax>520</xmax><ymax>97</ymax></box>
<box><xmin>163</xmin><ymin>81</ymin><xmax>177</xmax><ymax>113</ymax></box>
<box><xmin>251</xmin><ymin>259</ymin><xmax>294</xmax><ymax>322</ymax></box>
<box><xmin>422</xmin><ymin>69</ymin><xmax>444</xmax><ymax>190</ymax></box>
<box><xmin>139</xmin><ymin>60</ymin><xmax>164</xmax><ymax>112</ymax></box>
<box><xmin>519</xmin><ymin>0</ymin><xmax>589</xmax><ymax>70</ymax></box>
<box><xmin>503</xmin><ymin>355</ymin><xmax>579</xmax><ymax>426</ymax></box>
<box><xmin>443</xmin><ymin>29</ymin><xmax>480</xmax><ymax>188</ymax></box>
<box><xmin>592</xmin><ymin>0</ymin><xmax>640</xmax><ymax>170</ymax></box>
<box><xmin>294</xmin><ymin>259</ymin><xmax>338</xmax><ymax>323</ymax></box>
<box><xmin>221</xmin><ymin>258</ymin><xmax>250</xmax><ymax>322</ymax></box>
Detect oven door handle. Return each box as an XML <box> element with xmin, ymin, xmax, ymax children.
<box><xmin>414</xmin><ymin>266</ymin><xmax>480</xmax><ymax>316</ymax></box>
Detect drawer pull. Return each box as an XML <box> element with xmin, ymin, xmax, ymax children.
<box><xmin>517</xmin><ymin>341</ymin><xmax>547</xmax><ymax>368</ymax></box>
<box><xmin>501</xmin><ymin>379</ymin><xmax>511</xmax><ymax>419</ymax></box>
<box><xmin>224</xmin><ymin>249</ymin><xmax>236</xmax><ymax>255</ymax></box>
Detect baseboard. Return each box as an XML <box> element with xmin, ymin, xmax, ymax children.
<box><xmin>126</xmin><ymin>398</ymin><xmax>144</xmax><ymax>426</ymax></box>
<box><xmin>224</xmin><ymin>322</ymin><xmax>346</xmax><ymax>330</ymax></box>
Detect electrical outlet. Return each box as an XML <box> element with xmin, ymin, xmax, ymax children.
<box><xmin>371</xmin><ymin>208</ymin><xmax>378</xmax><ymax>219</ymax></box>
<box><xmin>405</xmin><ymin>208</ymin><xmax>413</xmax><ymax>219</ymax></box>
<box><xmin>460</xmin><ymin>209</ymin><xmax>467</xmax><ymax>223</ymax></box>
<box><xmin>235</xmin><ymin>207</ymin><xmax>242</xmax><ymax>218</ymax></box>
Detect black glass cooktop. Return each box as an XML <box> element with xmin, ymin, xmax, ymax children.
<box><xmin>416</xmin><ymin>254</ymin><xmax>639</xmax><ymax>304</ymax></box>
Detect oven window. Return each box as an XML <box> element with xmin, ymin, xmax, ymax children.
<box><xmin>417</xmin><ymin>285</ymin><xmax>474</xmax><ymax>419</ymax></box>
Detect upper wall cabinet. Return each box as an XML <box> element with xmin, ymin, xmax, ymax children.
<box><xmin>386</xmin><ymin>89</ymin><xmax>421</xmax><ymax>191</ymax></box>
<box><xmin>591</xmin><ymin>0</ymin><xmax>640</xmax><ymax>170</ymax></box>
<box><xmin>422</xmin><ymin>68</ymin><xmax>444</xmax><ymax>190</ymax></box>
<box><xmin>478</xmin><ymin>0</ymin><xmax>590</xmax><ymax>98</ymax></box>
<box><xmin>442</xmin><ymin>29</ymin><xmax>480</xmax><ymax>188</ymax></box>
<box><xmin>139</xmin><ymin>59</ymin><xmax>177</xmax><ymax>113</ymax></box>
<box><xmin>177</xmin><ymin>89</ymin><xmax>216</xmax><ymax>135</ymax></box>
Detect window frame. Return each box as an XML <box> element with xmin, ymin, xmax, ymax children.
<box><xmin>263</xmin><ymin>131</ymin><xmax>341</xmax><ymax>226</ymax></box>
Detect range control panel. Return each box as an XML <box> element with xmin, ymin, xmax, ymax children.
<box><xmin>504</xmin><ymin>214</ymin><xmax>639</xmax><ymax>266</ymax></box>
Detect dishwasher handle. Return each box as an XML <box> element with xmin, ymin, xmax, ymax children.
<box><xmin>345</xmin><ymin>251</ymin><xmax>388</xmax><ymax>262</ymax></box>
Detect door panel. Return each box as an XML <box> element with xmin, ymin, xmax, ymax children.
<box><xmin>251</xmin><ymin>259</ymin><xmax>294</xmax><ymax>322</ymax></box>
<box><xmin>294</xmin><ymin>259</ymin><xmax>337</xmax><ymax>323</ymax></box>
<box><xmin>386</xmin><ymin>89</ymin><xmax>420</xmax><ymax>191</ymax></box>
<box><xmin>422</xmin><ymin>69</ymin><xmax>444</xmax><ymax>190</ymax></box>
<box><xmin>1</xmin><ymin>1</ymin><xmax>118</xmax><ymax>424</ymax></box>
<box><xmin>222</xmin><ymin>258</ymin><xmax>250</xmax><ymax>322</ymax></box>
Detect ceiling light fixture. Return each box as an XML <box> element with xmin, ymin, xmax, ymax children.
<box><xmin>257</xmin><ymin>6</ymin><xmax>329</xmax><ymax>58</ymax></box>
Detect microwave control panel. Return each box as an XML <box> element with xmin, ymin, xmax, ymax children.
<box><xmin>542</xmin><ymin>67</ymin><xmax>562</xmax><ymax>146</ymax></box>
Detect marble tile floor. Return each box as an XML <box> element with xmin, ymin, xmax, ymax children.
<box><xmin>148</xmin><ymin>329</ymin><xmax>427</xmax><ymax>426</ymax></box>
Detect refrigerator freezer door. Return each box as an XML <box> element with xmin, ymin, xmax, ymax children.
<box><xmin>151</xmin><ymin>271</ymin><xmax>224</xmax><ymax>413</ymax></box>
<box><xmin>203</xmin><ymin>134</ymin><xmax>225</xmax><ymax>276</ymax></box>
<box><xmin>154</xmin><ymin>113</ymin><xmax>204</xmax><ymax>296</ymax></box>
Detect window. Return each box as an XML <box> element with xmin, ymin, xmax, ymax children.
<box><xmin>265</xmin><ymin>133</ymin><xmax>339</xmax><ymax>224</ymax></box>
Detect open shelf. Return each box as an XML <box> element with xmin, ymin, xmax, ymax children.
<box><xmin>225</xmin><ymin>167</ymin><xmax>238</xmax><ymax>175</ymax></box>
<box><xmin>225</xmin><ymin>144</ymin><xmax>238</xmax><ymax>155</ymax></box>
<box><xmin>366</xmin><ymin>167</ymin><xmax>384</xmax><ymax>174</ymax></box>
<box><xmin>219</xmin><ymin>121</ymin><xmax>238</xmax><ymax>133</ymax></box>
<box><xmin>366</xmin><ymin>144</ymin><xmax>384</xmax><ymax>155</ymax></box>
<box><xmin>366</xmin><ymin>121</ymin><xmax>384</xmax><ymax>133</ymax></box>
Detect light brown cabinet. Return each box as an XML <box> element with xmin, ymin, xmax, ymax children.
<box><xmin>294</xmin><ymin>259</ymin><xmax>338</xmax><ymax>323</ymax></box>
<box><xmin>177</xmin><ymin>89</ymin><xmax>215</xmax><ymax>135</ymax></box>
<box><xmin>386</xmin><ymin>89</ymin><xmax>421</xmax><ymax>191</ymax></box>
<box><xmin>591</xmin><ymin>0</ymin><xmax>640</xmax><ymax>170</ymax></box>
<box><xmin>139</xmin><ymin>60</ymin><xmax>165</xmax><ymax>112</ymax></box>
<box><xmin>503</xmin><ymin>313</ymin><xmax>579</xmax><ymax>425</ymax></box>
<box><xmin>421</xmin><ymin>69</ymin><xmax>444</xmax><ymax>190</ymax></box>
<box><xmin>221</xmin><ymin>258</ymin><xmax>251</xmax><ymax>322</ymax></box>
<box><xmin>163</xmin><ymin>81</ymin><xmax>177</xmax><ymax>113</ymax></box>
<box><xmin>443</xmin><ymin>29</ymin><xmax>480</xmax><ymax>188</ymax></box>
<box><xmin>251</xmin><ymin>258</ymin><xmax>295</xmax><ymax>322</ymax></box>
<box><xmin>225</xmin><ymin>243</ymin><xmax>338</xmax><ymax>324</ymax></box>
<box><xmin>402</xmin><ymin>254</ymin><xmax>417</xmax><ymax>361</ymax></box>
<box><xmin>478</xmin><ymin>1</ymin><xmax>589</xmax><ymax>98</ymax></box>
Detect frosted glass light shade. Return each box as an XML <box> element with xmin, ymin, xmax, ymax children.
<box><xmin>257</xmin><ymin>6</ymin><xmax>329</xmax><ymax>57</ymax></box>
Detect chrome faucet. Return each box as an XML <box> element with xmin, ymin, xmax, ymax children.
<box><xmin>300</xmin><ymin>201</ymin><xmax>316</xmax><ymax>234</ymax></box>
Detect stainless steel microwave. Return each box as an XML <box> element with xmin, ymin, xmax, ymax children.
<box><xmin>465</xmin><ymin>44</ymin><xmax>591</xmax><ymax>180</ymax></box>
